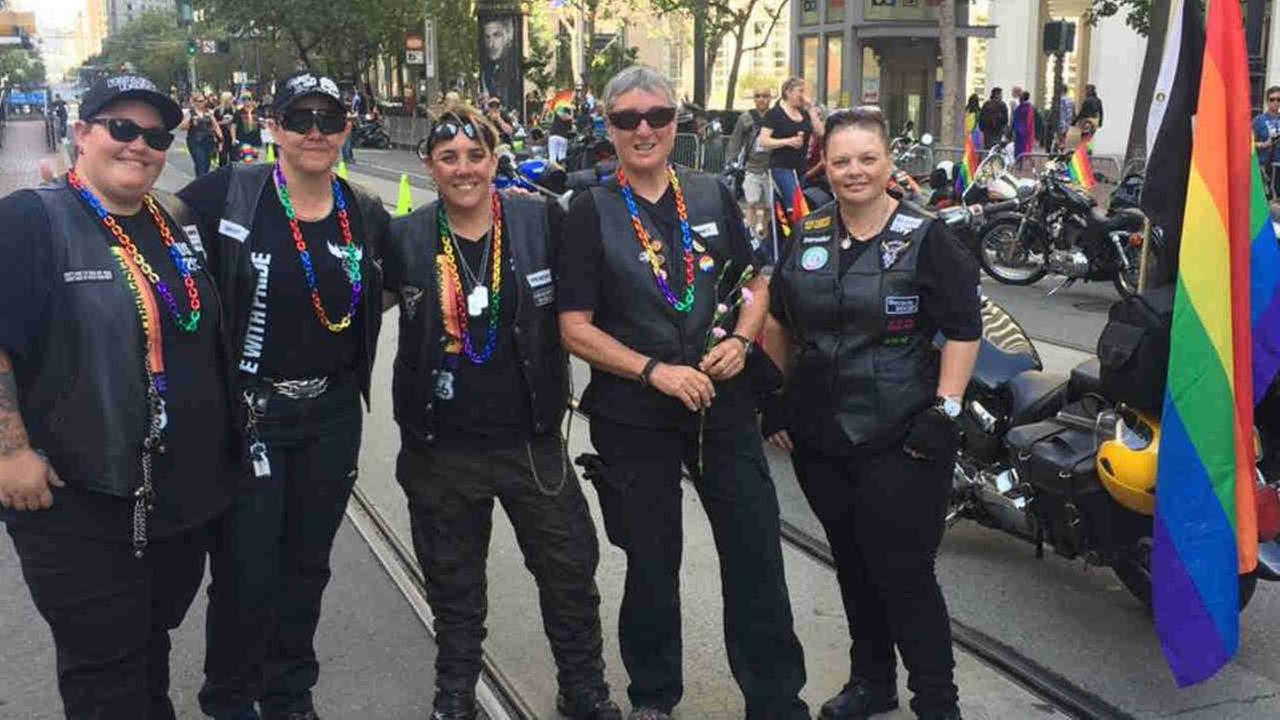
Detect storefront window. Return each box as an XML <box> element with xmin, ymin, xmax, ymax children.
<box><xmin>825</xmin><ymin>35</ymin><xmax>844</xmax><ymax>106</ymax></box>
<box><xmin>801</xmin><ymin>36</ymin><xmax>820</xmax><ymax>89</ymax></box>
<box><xmin>861</xmin><ymin>45</ymin><xmax>880</xmax><ymax>105</ymax></box>
<box><xmin>827</xmin><ymin>0</ymin><xmax>845</xmax><ymax>23</ymax></box>
<box><xmin>801</xmin><ymin>0</ymin><xmax>819</xmax><ymax>26</ymax></box>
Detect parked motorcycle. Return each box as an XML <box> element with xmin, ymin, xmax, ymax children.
<box><xmin>352</xmin><ymin>114</ymin><xmax>391</xmax><ymax>149</ymax></box>
<box><xmin>935</xmin><ymin>270</ymin><xmax>1280</xmax><ymax>609</ymax></box>
<box><xmin>977</xmin><ymin>153</ymin><xmax>1160</xmax><ymax>296</ymax></box>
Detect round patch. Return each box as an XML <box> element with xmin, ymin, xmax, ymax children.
<box><xmin>698</xmin><ymin>255</ymin><xmax>716</xmax><ymax>272</ymax></box>
<box><xmin>801</xmin><ymin>246</ymin><xmax>830</xmax><ymax>271</ymax></box>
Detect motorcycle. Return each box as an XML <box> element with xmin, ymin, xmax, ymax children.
<box><xmin>493</xmin><ymin>152</ymin><xmax>576</xmax><ymax>211</ymax></box>
<box><xmin>977</xmin><ymin>153</ymin><xmax>1161</xmax><ymax>296</ymax></box>
<box><xmin>931</xmin><ymin>211</ymin><xmax>1280</xmax><ymax>609</ymax></box>
<box><xmin>352</xmin><ymin>114</ymin><xmax>391</xmax><ymax>149</ymax></box>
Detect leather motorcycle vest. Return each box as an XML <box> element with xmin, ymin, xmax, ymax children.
<box><xmin>26</xmin><ymin>182</ymin><xmax>222</xmax><ymax>497</ymax></box>
<box><xmin>579</xmin><ymin>171</ymin><xmax>738</xmax><ymax>425</ymax></box>
<box><xmin>389</xmin><ymin>195</ymin><xmax>566</xmax><ymax>446</ymax></box>
<box><xmin>776</xmin><ymin>201</ymin><xmax>940</xmax><ymax>448</ymax></box>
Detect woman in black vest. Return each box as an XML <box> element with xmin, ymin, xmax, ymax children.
<box><xmin>558</xmin><ymin>65</ymin><xmax>808</xmax><ymax>720</ymax></box>
<box><xmin>0</xmin><ymin>74</ymin><xmax>238</xmax><ymax>718</ymax></box>
<box><xmin>181</xmin><ymin>93</ymin><xmax>222</xmax><ymax>177</ymax></box>
<box><xmin>765</xmin><ymin>109</ymin><xmax>981</xmax><ymax>720</ymax></box>
<box><xmin>384</xmin><ymin>103</ymin><xmax>620</xmax><ymax>720</ymax></box>
<box><xmin>177</xmin><ymin>71</ymin><xmax>390</xmax><ymax>720</ymax></box>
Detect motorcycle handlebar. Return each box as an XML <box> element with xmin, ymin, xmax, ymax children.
<box><xmin>984</xmin><ymin>199</ymin><xmax>1021</xmax><ymax>215</ymax></box>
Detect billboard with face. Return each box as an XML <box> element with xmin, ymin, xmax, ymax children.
<box><xmin>478</xmin><ymin>12</ymin><xmax>523</xmax><ymax>112</ymax></box>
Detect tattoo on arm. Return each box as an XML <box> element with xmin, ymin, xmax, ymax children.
<box><xmin>0</xmin><ymin>352</ymin><xmax>30</xmax><ymax>456</ymax></box>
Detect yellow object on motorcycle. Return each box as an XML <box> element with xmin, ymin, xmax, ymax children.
<box><xmin>1095</xmin><ymin>408</ymin><xmax>1159</xmax><ymax>516</ymax></box>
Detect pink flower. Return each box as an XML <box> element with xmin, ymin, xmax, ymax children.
<box><xmin>712</xmin><ymin>326</ymin><xmax>728</xmax><ymax>339</ymax></box>
<box><xmin>716</xmin><ymin>303</ymin><xmax>730</xmax><ymax>315</ymax></box>
<box><xmin>740</xmin><ymin>287</ymin><xmax>754</xmax><ymax>306</ymax></box>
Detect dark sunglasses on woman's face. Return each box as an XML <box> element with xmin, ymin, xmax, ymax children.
<box><xmin>280</xmin><ymin>108</ymin><xmax>347</xmax><ymax>135</ymax></box>
<box><xmin>87</xmin><ymin>118</ymin><xmax>175</xmax><ymax>151</ymax></box>
<box><xmin>607</xmin><ymin>106</ymin><xmax>677</xmax><ymax>131</ymax></box>
<box><xmin>1269</xmin><ymin>96</ymin><xmax>1280</xmax><ymax>103</ymax></box>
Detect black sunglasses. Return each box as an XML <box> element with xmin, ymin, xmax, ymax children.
<box><xmin>427</xmin><ymin>120</ymin><xmax>493</xmax><ymax>154</ymax></box>
<box><xmin>280</xmin><ymin>108</ymin><xmax>347</xmax><ymax>135</ymax></box>
<box><xmin>607</xmin><ymin>107</ymin><xmax>677</xmax><ymax>131</ymax></box>
<box><xmin>88</xmin><ymin>118</ymin><xmax>174</xmax><ymax>151</ymax></box>
<box><xmin>1269</xmin><ymin>96</ymin><xmax>1280</xmax><ymax>102</ymax></box>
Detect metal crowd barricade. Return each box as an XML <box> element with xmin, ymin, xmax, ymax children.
<box><xmin>672</xmin><ymin>133</ymin><xmax>702</xmax><ymax>170</ymax></box>
<box><xmin>701</xmin><ymin>135</ymin><xmax>728</xmax><ymax>174</ymax></box>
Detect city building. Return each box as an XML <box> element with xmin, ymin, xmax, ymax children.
<box><xmin>105</xmin><ymin>0</ymin><xmax>171</xmax><ymax>35</ymax></box>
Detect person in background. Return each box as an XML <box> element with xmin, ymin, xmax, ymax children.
<box><xmin>235</xmin><ymin>97</ymin><xmax>263</xmax><ymax>161</ymax></box>
<box><xmin>978</xmin><ymin>88</ymin><xmax>1008</xmax><ymax>150</ymax></box>
<box><xmin>1074</xmin><ymin>84</ymin><xmax>1103</xmax><ymax>144</ymax></box>
<box><xmin>1056</xmin><ymin>86</ymin><xmax>1075</xmax><ymax>153</ymax></box>
<box><xmin>758</xmin><ymin>77</ymin><xmax>816</xmax><ymax>222</ymax></box>
<box><xmin>214</xmin><ymin>91</ymin><xmax>238</xmax><ymax>168</ymax></box>
<box><xmin>181</xmin><ymin>94</ymin><xmax>222</xmax><ymax>177</ymax></box>
<box><xmin>726</xmin><ymin>86</ymin><xmax>774</xmax><ymax>239</ymax></box>
<box><xmin>765</xmin><ymin>107</ymin><xmax>979</xmax><ymax>720</ymax></box>
<box><xmin>963</xmin><ymin>94</ymin><xmax>981</xmax><ymax>148</ymax></box>
<box><xmin>549</xmin><ymin>104</ymin><xmax>575</xmax><ymax>164</ymax></box>
<box><xmin>1253</xmin><ymin>85</ymin><xmax>1280</xmax><ymax>198</ymax></box>
<box><xmin>342</xmin><ymin>90</ymin><xmax>358</xmax><ymax>165</ymax></box>
<box><xmin>1012</xmin><ymin>91</ymin><xmax>1036</xmax><ymax>166</ymax></box>
<box><xmin>1006</xmin><ymin>86</ymin><xmax>1022</xmax><ymax>126</ymax></box>
<box><xmin>485</xmin><ymin>97</ymin><xmax>516</xmax><ymax>145</ymax></box>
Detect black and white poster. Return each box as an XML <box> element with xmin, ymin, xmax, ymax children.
<box><xmin>477</xmin><ymin>4</ymin><xmax>523</xmax><ymax>112</ymax></box>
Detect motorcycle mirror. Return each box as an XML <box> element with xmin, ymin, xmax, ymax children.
<box><xmin>556</xmin><ymin>190</ymin><xmax>574</xmax><ymax>213</ymax></box>
<box><xmin>920</xmin><ymin>133</ymin><xmax>934</xmax><ymax>146</ymax></box>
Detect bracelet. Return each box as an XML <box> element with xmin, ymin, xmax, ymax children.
<box><xmin>639</xmin><ymin>358</ymin><xmax>661</xmax><ymax>386</ymax></box>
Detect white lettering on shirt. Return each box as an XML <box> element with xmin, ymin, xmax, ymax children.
<box><xmin>239</xmin><ymin>252</ymin><xmax>272</xmax><ymax>374</ymax></box>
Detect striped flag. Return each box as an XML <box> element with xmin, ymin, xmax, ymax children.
<box><xmin>1143</xmin><ymin>0</ymin><xmax>1205</xmax><ymax>286</ymax></box>
<box><xmin>955</xmin><ymin>127</ymin><xmax>980</xmax><ymax>198</ymax></box>
<box><xmin>790</xmin><ymin>172</ymin><xmax>810</xmax><ymax>226</ymax></box>
<box><xmin>1154</xmin><ymin>0</ymin><xmax>1280</xmax><ymax>687</ymax></box>
<box><xmin>1067</xmin><ymin>142</ymin><xmax>1096</xmax><ymax>191</ymax></box>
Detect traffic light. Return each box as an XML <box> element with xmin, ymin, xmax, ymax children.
<box><xmin>187</xmin><ymin>38</ymin><xmax>197</xmax><ymax>56</ymax></box>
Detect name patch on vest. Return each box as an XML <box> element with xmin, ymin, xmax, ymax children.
<box><xmin>885</xmin><ymin>295</ymin><xmax>920</xmax><ymax>315</ymax></box>
<box><xmin>691</xmin><ymin>222</ymin><xmax>719</xmax><ymax>238</ymax></box>
<box><xmin>803</xmin><ymin>215</ymin><xmax>833</xmax><ymax>231</ymax></box>
<box><xmin>526</xmin><ymin>269</ymin><xmax>552</xmax><ymax>288</ymax></box>
<box><xmin>526</xmin><ymin>269</ymin><xmax>555</xmax><ymax>307</ymax></box>
<box><xmin>219</xmin><ymin>218</ymin><xmax>250</xmax><ymax>243</ymax></box>
<box><xmin>889</xmin><ymin>215</ymin><xmax>924</xmax><ymax>235</ymax></box>
<box><xmin>803</xmin><ymin>234</ymin><xmax>830</xmax><ymax>245</ymax></box>
<box><xmin>64</xmin><ymin>269</ymin><xmax>114</xmax><ymax>283</ymax></box>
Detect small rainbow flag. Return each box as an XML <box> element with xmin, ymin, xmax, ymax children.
<box><xmin>1068</xmin><ymin>142</ymin><xmax>1096</xmax><ymax>191</ymax></box>
<box><xmin>954</xmin><ymin>127</ymin><xmax>980</xmax><ymax>198</ymax></box>
<box><xmin>545</xmin><ymin>88</ymin><xmax>575</xmax><ymax>116</ymax></box>
<box><xmin>1154</xmin><ymin>0</ymin><xmax>1280</xmax><ymax>687</ymax></box>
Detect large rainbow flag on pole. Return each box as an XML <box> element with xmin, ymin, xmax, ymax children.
<box><xmin>1154</xmin><ymin>0</ymin><xmax>1280</xmax><ymax>687</ymax></box>
<box><xmin>954</xmin><ymin>126</ymin><xmax>980</xmax><ymax>199</ymax></box>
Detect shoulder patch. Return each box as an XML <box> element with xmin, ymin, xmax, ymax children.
<box><xmin>889</xmin><ymin>214</ymin><xmax>924</xmax><ymax>235</ymax></box>
<box><xmin>803</xmin><ymin>215</ymin><xmax>833</xmax><ymax>231</ymax></box>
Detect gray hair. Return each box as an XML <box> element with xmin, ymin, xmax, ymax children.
<box><xmin>602</xmin><ymin>66</ymin><xmax>678</xmax><ymax>113</ymax></box>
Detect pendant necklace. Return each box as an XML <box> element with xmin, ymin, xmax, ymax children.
<box><xmin>437</xmin><ymin>192</ymin><xmax>504</xmax><ymax>364</ymax></box>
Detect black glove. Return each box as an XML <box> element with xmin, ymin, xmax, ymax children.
<box><xmin>758</xmin><ymin>393</ymin><xmax>789</xmax><ymax>438</ymax></box>
<box><xmin>903</xmin><ymin>407</ymin><xmax>960</xmax><ymax>461</ymax></box>
<box><xmin>574</xmin><ymin>453</ymin><xmax>608</xmax><ymax>485</ymax></box>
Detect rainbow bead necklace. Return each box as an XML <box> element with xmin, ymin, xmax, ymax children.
<box><xmin>618</xmin><ymin>165</ymin><xmax>696</xmax><ymax>312</ymax></box>
<box><xmin>68</xmin><ymin>170</ymin><xmax>202</xmax><ymax>332</ymax></box>
<box><xmin>272</xmin><ymin>163</ymin><xmax>363</xmax><ymax>333</ymax></box>
<box><xmin>437</xmin><ymin>192</ymin><xmax>504</xmax><ymax>364</ymax></box>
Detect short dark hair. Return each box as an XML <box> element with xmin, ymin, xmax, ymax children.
<box><xmin>1267</xmin><ymin>85</ymin><xmax>1280</xmax><ymax>98</ymax></box>
<box><xmin>822</xmin><ymin>106</ymin><xmax>889</xmax><ymax>153</ymax></box>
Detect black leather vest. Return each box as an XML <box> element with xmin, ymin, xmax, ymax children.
<box><xmin>25</xmin><ymin>182</ymin><xmax>227</xmax><ymax>497</ymax></box>
<box><xmin>388</xmin><ymin>195</ymin><xmax>567</xmax><ymax>447</ymax></box>
<box><xmin>212</xmin><ymin>163</ymin><xmax>385</xmax><ymax>403</ymax></box>
<box><xmin>579</xmin><ymin>171</ymin><xmax>744</xmax><ymax>427</ymax></box>
<box><xmin>776</xmin><ymin>201</ymin><xmax>940</xmax><ymax>448</ymax></box>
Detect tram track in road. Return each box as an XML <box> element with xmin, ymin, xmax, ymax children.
<box><xmin>346</xmin><ymin>486</ymin><xmax>533</xmax><ymax>720</ymax></box>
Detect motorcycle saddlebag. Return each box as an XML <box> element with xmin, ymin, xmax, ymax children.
<box><xmin>1006</xmin><ymin>419</ymin><xmax>1102</xmax><ymax>498</ymax></box>
<box><xmin>1097</xmin><ymin>286</ymin><xmax>1174</xmax><ymax>416</ymax></box>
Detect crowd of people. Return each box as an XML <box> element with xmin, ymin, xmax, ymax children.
<box><xmin>0</xmin><ymin>65</ymin><xmax>977</xmax><ymax>720</ymax></box>
<box><xmin>972</xmin><ymin>83</ymin><xmax>1104</xmax><ymax>156</ymax></box>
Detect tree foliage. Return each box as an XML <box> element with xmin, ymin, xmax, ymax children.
<box><xmin>82</xmin><ymin>11</ymin><xmax>187</xmax><ymax>89</ymax></box>
<box><xmin>0</xmin><ymin>46</ymin><xmax>46</xmax><ymax>87</ymax></box>
<box><xmin>651</xmin><ymin>0</ymin><xmax>788</xmax><ymax>109</ymax></box>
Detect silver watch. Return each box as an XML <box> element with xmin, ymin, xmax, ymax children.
<box><xmin>936</xmin><ymin>395</ymin><xmax>962</xmax><ymax>419</ymax></box>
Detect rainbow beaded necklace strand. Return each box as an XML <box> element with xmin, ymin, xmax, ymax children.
<box><xmin>617</xmin><ymin>165</ymin><xmax>696</xmax><ymax>312</ymax></box>
<box><xmin>271</xmin><ymin>163</ymin><xmax>363</xmax><ymax>333</ymax></box>
<box><xmin>436</xmin><ymin>192</ymin><xmax>504</xmax><ymax>364</ymax></box>
<box><xmin>68</xmin><ymin>170</ymin><xmax>202</xmax><ymax>332</ymax></box>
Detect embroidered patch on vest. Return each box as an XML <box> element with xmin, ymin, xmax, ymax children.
<box><xmin>182</xmin><ymin>225</ymin><xmax>205</xmax><ymax>255</ymax></box>
<box><xmin>400</xmin><ymin>286</ymin><xmax>424</xmax><ymax>321</ymax></box>
<box><xmin>885</xmin><ymin>295</ymin><xmax>921</xmax><ymax>315</ymax></box>
<box><xmin>801</xmin><ymin>246</ymin><xmax>829</xmax><ymax>271</ymax></box>
<box><xmin>803</xmin><ymin>234</ymin><xmax>830</xmax><ymax>245</ymax></box>
<box><xmin>526</xmin><ymin>269</ymin><xmax>552</xmax><ymax>288</ymax></box>
<box><xmin>889</xmin><ymin>215</ymin><xmax>924</xmax><ymax>235</ymax></box>
<box><xmin>691</xmin><ymin>222</ymin><xmax>719</xmax><ymax>237</ymax></box>
<box><xmin>881</xmin><ymin>238</ymin><xmax>911</xmax><ymax>269</ymax></box>
<box><xmin>218</xmin><ymin>218</ymin><xmax>250</xmax><ymax>242</ymax></box>
<box><xmin>63</xmin><ymin>269</ymin><xmax>114</xmax><ymax>283</ymax></box>
<box><xmin>803</xmin><ymin>215</ymin><xmax>833</xmax><ymax>231</ymax></box>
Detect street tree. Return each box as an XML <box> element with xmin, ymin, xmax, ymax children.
<box><xmin>83</xmin><ymin>11</ymin><xmax>186</xmax><ymax>89</ymax></box>
<box><xmin>938</xmin><ymin>0</ymin><xmax>962</xmax><ymax>145</ymax></box>
<box><xmin>0</xmin><ymin>46</ymin><xmax>46</xmax><ymax>87</ymax></box>
<box><xmin>651</xmin><ymin>0</ymin><xmax>788</xmax><ymax>109</ymax></box>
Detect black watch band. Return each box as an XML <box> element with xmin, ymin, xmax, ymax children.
<box><xmin>729</xmin><ymin>333</ymin><xmax>753</xmax><ymax>353</ymax></box>
<box><xmin>640</xmin><ymin>357</ymin><xmax>661</xmax><ymax>386</ymax></box>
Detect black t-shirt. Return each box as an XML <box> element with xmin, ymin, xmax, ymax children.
<box><xmin>762</xmin><ymin>105</ymin><xmax>813</xmax><ymax>172</ymax></box>
<box><xmin>770</xmin><ymin>206</ymin><xmax>982</xmax><ymax>342</ymax></box>
<box><xmin>557</xmin><ymin>181</ymin><xmax>759</xmax><ymax>429</ymax></box>
<box><xmin>235</xmin><ymin>112</ymin><xmax>263</xmax><ymax>146</ymax></box>
<box><xmin>178</xmin><ymin>167</ymin><xmax>367</xmax><ymax>379</ymax></box>
<box><xmin>550</xmin><ymin>116</ymin><xmax>573</xmax><ymax>138</ymax></box>
<box><xmin>0</xmin><ymin>189</ymin><xmax>236</xmax><ymax>538</ymax></box>
<box><xmin>188</xmin><ymin>110</ymin><xmax>217</xmax><ymax>145</ymax></box>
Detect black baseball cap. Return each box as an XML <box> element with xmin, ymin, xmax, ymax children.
<box><xmin>79</xmin><ymin>74</ymin><xmax>183</xmax><ymax>130</ymax></box>
<box><xmin>273</xmin><ymin>71</ymin><xmax>345</xmax><ymax>115</ymax></box>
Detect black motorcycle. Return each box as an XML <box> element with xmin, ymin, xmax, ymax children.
<box><xmin>977</xmin><ymin>155</ymin><xmax>1161</xmax><ymax>296</ymax></box>
<box><xmin>351</xmin><ymin>114</ymin><xmax>391</xmax><ymax>149</ymax></box>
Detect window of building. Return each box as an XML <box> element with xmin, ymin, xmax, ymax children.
<box><xmin>827</xmin><ymin>0</ymin><xmax>845</xmax><ymax>23</ymax></box>
<box><xmin>861</xmin><ymin>44</ymin><xmax>880</xmax><ymax>104</ymax></box>
<box><xmin>801</xmin><ymin>0</ymin><xmax>819</xmax><ymax>26</ymax></box>
<box><xmin>801</xmin><ymin>36</ymin><xmax>820</xmax><ymax>87</ymax></box>
<box><xmin>825</xmin><ymin>34</ymin><xmax>844</xmax><ymax>105</ymax></box>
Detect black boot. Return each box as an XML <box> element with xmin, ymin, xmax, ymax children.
<box><xmin>556</xmin><ymin>685</ymin><xmax>623</xmax><ymax>720</ymax></box>
<box><xmin>818</xmin><ymin>679</ymin><xmax>899</xmax><ymax>720</ymax></box>
<box><xmin>915</xmin><ymin>707</ymin><xmax>962</xmax><ymax>720</ymax></box>
<box><xmin>430</xmin><ymin>690</ymin><xmax>478</xmax><ymax>720</ymax></box>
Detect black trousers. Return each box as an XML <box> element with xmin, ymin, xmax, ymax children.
<box><xmin>397</xmin><ymin>433</ymin><xmax>607</xmax><ymax>697</ymax></box>
<box><xmin>200</xmin><ymin>381</ymin><xmax>363</xmax><ymax>720</ymax></box>
<box><xmin>589</xmin><ymin>416</ymin><xmax>808</xmax><ymax>719</ymax></box>
<box><xmin>791</xmin><ymin>439</ymin><xmax>959</xmax><ymax>715</ymax></box>
<box><xmin>8</xmin><ymin>523</ymin><xmax>212</xmax><ymax>720</ymax></box>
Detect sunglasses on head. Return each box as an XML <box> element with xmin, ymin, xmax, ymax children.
<box><xmin>607</xmin><ymin>106</ymin><xmax>677</xmax><ymax>131</ymax></box>
<box><xmin>427</xmin><ymin>120</ymin><xmax>493</xmax><ymax>154</ymax></box>
<box><xmin>279</xmin><ymin>108</ymin><xmax>347</xmax><ymax>135</ymax></box>
<box><xmin>88</xmin><ymin>118</ymin><xmax>174</xmax><ymax>151</ymax></box>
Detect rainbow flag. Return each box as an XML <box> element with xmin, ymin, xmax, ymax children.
<box><xmin>544</xmin><ymin>88</ymin><xmax>575</xmax><ymax>116</ymax></box>
<box><xmin>1068</xmin><ymin>142</ymin><xmax>1096</xmax><ymax>191</ymax></box>
<box><xmin>954</xmin><ymin>127</ymin><xmax>980</xmax><ymax>198</ymax></box>
<box><xmin>1154</xmin><ymin>0</ymin><xmax>1280</xmax><ymax>687</ymax></box>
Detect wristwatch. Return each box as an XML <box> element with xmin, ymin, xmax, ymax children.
<box><xmin>935</xmin><ymin>395</ymin><xmax>963</xmax><ymax>420</ymax></box>
<box><xmin>729</xmin><ymin>333</ymin><xmax>754</xmax><ymax>354</ymax></box>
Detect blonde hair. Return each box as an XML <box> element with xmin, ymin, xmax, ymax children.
<box><xmin>430</xmin><ymin>102</ymin><xmax>501</xmax><ymax>154</ymax></box>
<box><xmin>779</xmin><ymin>77</ymin><xmax>805</xmax><ymax>102</ymax></box>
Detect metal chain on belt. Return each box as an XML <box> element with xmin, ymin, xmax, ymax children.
<box><xmin>525</xmin><ymin>360</ymin><xmax>574</xmax><ymax>497</ymax></box>
<box><xmin>133</xmin><ymin>379</ymin><xmax>164</xmax><ymax>558</ymax></box>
